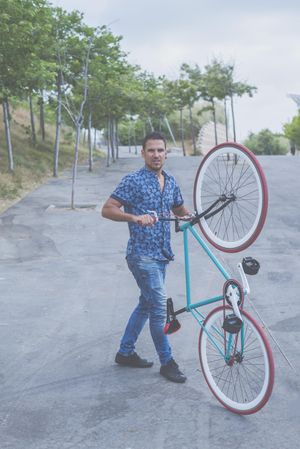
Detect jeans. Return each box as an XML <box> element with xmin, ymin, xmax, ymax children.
<box><xmin>118</xmin><ymin>255</ymin><xmax>172</xmax><ymax>365</ymax></box>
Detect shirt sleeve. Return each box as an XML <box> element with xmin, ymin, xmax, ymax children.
<box><xmin>173</xmin><ymin>181</ymin><xmax>184</xmax><ymax>208</ymax></box>
<box><xmin>110</xmin><ymin>175</ymin><xmax>137</xmax><ymax>207</ymax></box>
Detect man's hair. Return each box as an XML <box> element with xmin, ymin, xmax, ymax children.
<box><xmin>142</xmin><ymin>131</ymin><xmax>166</xmax><ymax>150</ymax></box>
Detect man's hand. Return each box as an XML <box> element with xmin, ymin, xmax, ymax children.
<box><xmin>172</xmin><ymin>204</ymin><xmax>190</xmax><ymax>218</ymax></box>
<box><xmin>133</xmin><ymin>214</ymin><xmax>156</xmax><ymax>226</ymax></box>
<box><xmin>102</xmin><ymin>198</ymin><xmax>157</xmax><ymax>226</ymax></box>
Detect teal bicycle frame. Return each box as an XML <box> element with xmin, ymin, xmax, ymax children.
<box><xmin>178</xmin><ymin>220</ymin><xmax>246</xmax><ymax>361</ymax></box>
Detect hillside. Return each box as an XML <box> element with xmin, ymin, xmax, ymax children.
<box><xmin>0</xmin><ymin>102</ymin><xmax>93</xmax><ymax>213</ymax></box>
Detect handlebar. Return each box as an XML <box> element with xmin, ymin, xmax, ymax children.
<box><xmin>146</xmin><ymin>194</ymin><xmax>235</xmax><ymax>231</ymax></box>
<box><xmin>158</xmin><ymin>215</ymin><xmax>195</xmax><ymax>222</ymax></box>
<box><xmin>147</xmin><ymin>211</ymin><xmax>200</xmax><ymax>232</ymax></box>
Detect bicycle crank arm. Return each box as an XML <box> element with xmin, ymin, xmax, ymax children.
<box><xmin>237</xmin><ymin>262</ymin><xmax>250</xmax><ymax>295</ymax></box>
<box><xmin>226</xmin><ymin>285</ymin><xmax>243</xmax><ymax>322</ymax></box>
<box><xmin>174</xmin><ymin>306</ymin><xmax>188</xmax><ymax>316</ymax></box>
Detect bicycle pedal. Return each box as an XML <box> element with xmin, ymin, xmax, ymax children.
<box><xmin>242</xmin><ymin>257</ymin><xmax>260</xmax><ymax>275</ymax></box>
<box><xmin>164</xmin><ymin>318</ymin><xmax>181</xmax><ymax>335</ymax></box>
<box><xmin>165</xmin><ymin>298</ymin><xmax>181</xmax><ymax>334</ymax></box>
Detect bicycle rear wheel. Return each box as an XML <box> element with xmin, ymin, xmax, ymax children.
<box><xmin>193</xmin><ymin>142</ymin><xmax>268</xmax><ymax>252</ymax></box>
<box><xmin>199</xmin><ymin>306</ymin><xmax>274</xmax><ymax>415</ymax></box>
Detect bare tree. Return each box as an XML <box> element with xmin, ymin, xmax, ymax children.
<box><xmin>53</xmin><ymin>70</ymin><xmax>62</xmax><ymax>177</ymax></box>
<box><xmin>70</xmin><ymin>40</ymin><xmax>92</xmax><ymax>209</ymax></box>
<box><xmin>57</xmin><ymin>37</ymin><xmax>93</xmax><ymax>208</ymax></box>
<box><xmin>87</xmin><ymin>111</ymin><xmax>93</xmax><ymax>172</ymax></box>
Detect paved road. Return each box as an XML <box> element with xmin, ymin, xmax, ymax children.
<box><xmin>0</xmin><ymin>154</ymin><xmax>299</xmax><ymax>449</ymax></box>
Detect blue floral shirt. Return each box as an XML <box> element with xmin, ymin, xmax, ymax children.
<box><xmin>111</xmin><ymin>166</ymin><xmax>184</xmax><ymax>261</ymax></box>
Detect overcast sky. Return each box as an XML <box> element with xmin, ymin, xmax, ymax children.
<box><xmin>51</xmin><ymin>0</ymin><xmax>300</xmax><ymax>140</ymax></box>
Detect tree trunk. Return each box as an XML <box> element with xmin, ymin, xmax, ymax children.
<box><xmin>93</xmin><ymin>128</ymin><xmax>97</xmax><ymax>150</ymax></box>
<box><xmin>88</xmin><ymin>111</ymin><xmax>93</xmax><ymax>172</ymax></box>
<box><xmin>211</xmin><ymin>98</ymin><xmax>218</xmax><ymax>145</ymax></box>
<box><xmin>148</xmin><ymin>116</ymin><xmax>154</xmax><ymax>131</ymax></box>
<box><xmin>189</xmin><ymin>104</ymin><xmax>197</xmax><ymax>155</ymax></box>
<box><xmin>290</xmin><ymin>141</ymin><xmax>296</xmax><ymax>155</ymax></box>
<box><xmin>224</xmin><ymin>97</ymin><xmax>229</xmax><ymax>141</ymax></box>
<box><xmin>70</xmin><ymin>37</ymin><xmax>92</xmax><ymax>208</ymax></box>
<box><xmin>39</xmin><ymin>90</ymin><xmax>46</xmax><ymax>141</ymax></box>
<box><xmin>164</xmin><ymin>116</ymin><xmax>177</xmax><ymax>147</ymax></box>
<box><xmin>180</xmin><ymin>108</ymin><xmax>186</xmax><ymax>156</ymax></box>
<box><xmin>53</xmin><ymin>75</ymin><xmax>62</xmax><ymax>177</ymax></box>
<box><xmin>71</xmin><ymin>118</ymin><xmax>82</xmax><ymax>209</ymax></box>
<box><xmin>83</xmin><ymin>129</ymin><xmax>86</xmax><ymax>146</ymax></box>
<box><xmin>29</xmin><ymin>94</ymin><xmax>36</xmax><ymax>146</ymax></box>
<box><xmin>115</xmin><ymin>119</ymin><xmax>119</xmax><ymax>159</ymax></box>
<box><xmin>230</xmin><ymin>94</ymin><xmax>236</xmax><ymax>142</ymax></box>
<box><xmin>133</xmin><ymin>122</ymin><xmax>137</xmax><ymax>155</ymax></box>
<box><xmin>109</xmin><ymin>117</ymin><xmax>115</xmax><ymax>162</ymax></box>
<box><xmin>106</xmin><ymin>117</ymin><xmax>110</xmax><ymax>167</ymax></box>
<box><xmin>128</xmin><ymin>123</ymin><xmax>132</xmax><ymax>153</ymax></box>
<box><xmin>2</xmin><ymin>98</ymin><xmax>14</xmax><ymax>172</ymax></box>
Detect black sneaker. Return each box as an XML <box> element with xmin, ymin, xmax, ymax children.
<box><xmin>160</xmin><ymin>359</ymin><xmax>187</xmax><ymax>383</ymax></box>
<box><xmin>115</xmin><ymin>352</ymin><xmax>154</xmax><ymax>368</ymax></box>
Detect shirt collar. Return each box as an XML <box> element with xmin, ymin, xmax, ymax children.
<box><xmin>142</xmin><ymin>165</ymin><xmax>169</xmax><ymax>179</ymax></box>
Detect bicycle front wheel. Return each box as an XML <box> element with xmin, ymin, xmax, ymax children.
<box><xmin>199</xmin><ymin>306</ymin><xmax>274</xmax><ymax>415</ymax></box>
<box><xmin>193</xmin><ymin>142</ymin><xmax>268</xmax><ymax>252</ymax></box>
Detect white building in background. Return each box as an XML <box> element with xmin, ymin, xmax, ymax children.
<box><xmin>197</xmin><ymin>122</ymin><xmax>232</xmax><ymax>156</ymax></box>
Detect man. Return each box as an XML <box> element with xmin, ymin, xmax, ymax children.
<box><xmin>102</xmin><ymin>132</ymin><xmax>189</xmax><ymax>383</ymax></box>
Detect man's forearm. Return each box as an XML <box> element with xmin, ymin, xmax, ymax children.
<box><xmin>102</xmin><ymin>204</ymin><xmax>135</xmax><ymax>222</ymax></box>
<box><xmin>172</xmin><ymin>204</ymin><xmax>190</xmax><ymax>217</ymax></box>
<box><xmin>102</xmin><ymin>204</ymin><xmax>155</xmax><ymax>226</ymax></box>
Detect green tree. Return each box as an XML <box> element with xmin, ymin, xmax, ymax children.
<box><xmin>227</xmin><ymin>75</ymin><xmax>257</xmax><ymax>142</ymax></box>
<box><xmin>182</xmin><ymin>60</ymin><xmax>256</xmax><ymax>145</ymax></box>
<box><xmin>283</xmin><ymin>112</ymin><xmax>300</xmax><ymax>152</ymax></box>
<box><xmin>183</xmin><ymin>61</ymin><xmax>223</xmax><ymax>145</ymax></box>
<box><xmin>0</xmin><ymin>0</ymin><xmax>51</xmax><ymax>170</ymax></box>
<box><xmin>174</xmin><ymin>65</ymin><xmax>200</xmax><ymax>154</ymax></box>
<box><xmin>244</xmin><ymin>129</ymin><xmax>288</xmax><ymax>155</ymax></box>
<box><xmin>51</xmin><ymin>7</ymin><xmax>87</xmax><ymax>176</ymax></box>
<box><xmin>164</xmin><ymin>77</ymin><xmax>197</xmax><ymax>155</ymax></box>
<box><xmin>86</xmin><ymin>28</ymin><xmax>133</xmax><ymax>165</ymax></box>
<box><xmin>137</xmin><ymin>72</ymin><xmax>173</xmax><ymax>132</ymax></box>
<box><xmin>22</xmin><ymin>1</ymin><xmax>57</xmax><ymax>145</ymax></box>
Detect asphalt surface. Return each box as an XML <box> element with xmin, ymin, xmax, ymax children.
<box><xmin>0</xmin><ymin>150</ymin><xmax>300</xmax><ymax>449</ymax></box>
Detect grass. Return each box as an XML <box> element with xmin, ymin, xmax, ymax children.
<box><xmin>0</xmin><ymin>102</ymin><xmax>101</xmax><ymax>213</ymax></box>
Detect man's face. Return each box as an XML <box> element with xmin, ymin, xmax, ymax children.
<box><xmin>142</xmin><ymin>139</ymin><xmax>166</xmax><ymax>172</ymax></box>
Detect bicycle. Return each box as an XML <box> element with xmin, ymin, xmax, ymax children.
<box><xmin>156</xmin><ymin>142</ymin><xmax>274</xmax><ymax>415</ymax></box>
